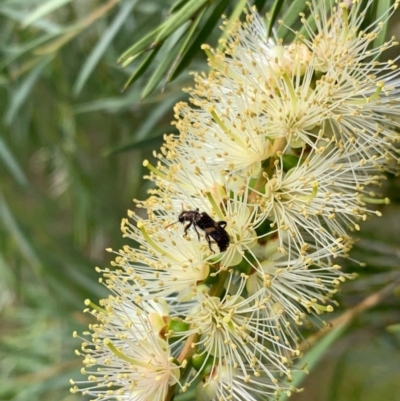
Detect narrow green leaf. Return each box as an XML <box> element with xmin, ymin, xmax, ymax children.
<box><xmin>0</xmin><ymin>196</ymin><xmax>41</xmax><ymax>269</ymax></box>
<box><xmin>0</xmin><ymin>253</ymin><xmax>13</xmax><ymax>290</ymax></box>
<box><xmin>279</xmin><ymin>324</ymin><xmax>348</xmax><ymax>401</ymax></box>
<box><xmin>136</xmin><ymin>91</ymin><xmax>182</xmax><ymax>141</ymax></box>
<box><xmin>33</xmin><ymin>29</ymin><xmax>78</xmax><ymax>55</ymax></box>
<box><xmin>169</xmin><ymin>0</ymin><xmax>230</xmax><ymax>82</ymax></box>
<box><xmin>4</xmin><ymin>56</ymin><xmax>52</xmax><ymax>125</ymax></box>
<box><xmin>359</xmin><ymin>0</ymin><xmax>376</xmax><ymax>33</ymax></box>
<box><xmin>141</xmin><ymin>11</ymin><xmax>207</xmax><ymax>97</ymax></box>
<box><xmin>22</xmin><ymin>0</ymin><xmax>73</xmax><ymax>28</ymax></box>
<box><xmin>163</xmin><ymin>6</ymin><xmax>207</xmax><ymax>84</ymax></box>
<box><xmin>0</xmin><ymin>32</ymin><xmax>58</xmax><ymax>70</ymax></box>
<box><xmin>0</xmin><ymin>137</ymin><xmax>29</xmax><ymax>188</ymax></box>
<box><xmin>152</xmin><ymin>0</ymin><xmax>209</xmax><ymax>48</ymax></box>
<box><xmin>266</xmin><ymin>0</ymin><xmax>285</xmax><ymax>38</ymax></box>
<box><xmin>73</xmin><ymin>0</ymin><xmax>137</xmax><ymax>95</ymax></box>
<box><xmin>253</xmin><ymin>0</ymin><xmax>269</xmax><ymax>12</ymax></box>
<box><xmin>140</xmin><ymin>54</ymin><xmax>176</xmax><ymax>97</ymax></box>
<box><xmin>118</xmin><ymin>25</ymin><xmax>164</xmax><ymax>65</ymax></box>
<box><xmin>73</xmin><ymin>90</ymin><xmax>141</xmax><ymax>113</ymax></box>
<box><xmin>104</xmin><ymin>91</ymin><xmax>183</xmax><ymax>155</ymax></box>
<box><xmin>371</xmin><ymin>0</ymin><xmax>392</xmax><ymax>52</ymax></box>
<box><xmin>104</xmin><ymin>131</ymin><xmax>165</xmax><ymax>155</ymax></box>
<box><xmin>121</xmin><ymin>45</ymin><xmax>162</xmax><ymax>92</ymax></box>
<box><xmin>118</xmin><ymin>0</ymin><xmax>208</xmax><ymax>65</ymax></box>
<box><xmin>33</xmin><ymin>0</ymin><xmax>122</xmax><ymax>56</ymax></box>
<box><xmin>276</xmin><ymin>0</ymin><xmax>308</xmax><ymax>40</ymax></box>
<box><xmin>326</xmin><ymin>341</ymin><xmax>350</xmax><ymax>401</ymax></box>
<box><xmin>169</xmin><ymin>0</ymin><xmax>188</xmax><ymax>14</ymax></box>
<box><xmin>217</xmin><ymin>0</ymin><xmax>248</xmax><ymax>50</ymax></box>
<box><xmin>0</xmin><ymin>5</ymin><xmax>62</xmax><ymax>33</ymax></box>
<box><xmin>386</xmin><ymin>323</ymin><xmax>400</xmax><ymax>333</ymax></box>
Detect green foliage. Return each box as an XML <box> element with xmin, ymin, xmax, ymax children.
<box><xmin>0</xmin><ymin>0</ymin><xmax>399</xmax><ymax>400</ymax></box>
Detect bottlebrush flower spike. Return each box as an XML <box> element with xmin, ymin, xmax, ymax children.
<box><xmin>73</xmin><ymin>2</ymin><xmax>400</xmax><ymax>400</ymax></box>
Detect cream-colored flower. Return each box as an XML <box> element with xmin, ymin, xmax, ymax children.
<box><xmin>71</xmin><ymin>298</ymin><xmax>180</xmax><ymax>401</ymax></box>
<box><xmin>196</xmin><ymin>362</ymin><xmax>297</xmax><ymax>401</ymax></box>
<box><xmin>104</xmin><ymin>211</ymin><xmax>213</xmax><ymax>301</ymax></box>
<box><xmin>183</xmin><ymin>275</ymin><xmax>298</xmax><ymax>399</ymax></box>
<box><xmin>161</xmin><ymin>13</ymin><xmax>325</xmax><ymax>185</ymax></box>
<box><xmin>135</xmin><ymin>179</ymin><xmax>266</xmax><ymax>268</ymax></box>
<box><xmin>256</xmin><ymin>143</ymin><xmax>384</xmax><ymax>255</ymax></box>
<box><xmin>74</xmin><ymin>3</ymin><xmax>400</xmax><ymax>401</ymax></box>
<box><xmin>297</xmin><ymin>0</ymin><xmax>400</xmax><ymax>168</ymax></box>
<box><xmin>247</xmin><ymin>237</ymin><xmax>354</xmax><ymax>337</ymax></box>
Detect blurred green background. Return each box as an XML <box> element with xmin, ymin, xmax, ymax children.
<box><xmin>0</xmin><ymin>1</ymin><xmax>399</xmax><ymax>401</ymax></box>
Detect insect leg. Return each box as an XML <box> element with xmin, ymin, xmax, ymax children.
<box><xmin>192</xmin><ymin>223</ymin><xmax>201</xmax><ymax>240</ymax></box>
<box><xmin>205</xmin><ymin>233</ymin><xmax>215</xmax><ymax>254</ymax></box>
<box><xmin>183</xmin><ymin>221</ymin><xmax>193</xmax><ymax>236</ymax></box>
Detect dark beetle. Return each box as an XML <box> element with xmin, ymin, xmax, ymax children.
<box><xmin>170</xmin><ymin>208</ymin><xmax>230</xmax><ymax>253</ymax></box>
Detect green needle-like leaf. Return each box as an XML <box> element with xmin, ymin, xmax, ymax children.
<box><xmin>21</xmin><ymin>0</ymin><xmax>73</xmax><ymax>28</ymax></box>
<box><xmin>73</xmin><ymin>0</ymin><xmax>137</xmax><ymax>95</ymax></box>
<box><xmin>163</xmin><ymin>6</ymin><xmax>207</xmax><ymax>85</ymax></box>
<box><xmin>0</xmin><ymin>137</ymin><xmax>29</xmax><ymax>188</ymax></box>
<box><xmin>169</xmin><ymin>0</ymin><xmax>189</xmax><ymax>14</ymax></box>
<box><xmin>152</xmin><ymin>0</ymin><xmax>208</xmax><ymax>43</ymax></box>
<box><xmin>0</xmin><ymin>32</ymin><xmax>59</xmax><ymax>71</ymax></box>
<box><xmin>121</xmin><ymin>45</ymin><xmax>162</xmax><ymax>92</ymax></box>
<box><xmin>169</xmin><ymin>0</ymin><xmax>230</xmax><ymax>82</ymax></box>
<box><xmin>118</xmin><ymin>25</ymin><xmax>164</xmax><ymax>67</ymax></box>
<box><xmin>276</xmin><ymin>0</ymin><xmax>308</xmax><ymax>40</ymax></box>
<box><xmin>104</xmin><ymin>91</ymin><xmax>182</xmax><ymax>155</ymax></box>
<box><xmin>0</xmin><ymin>196</ymin><xmax>41</xmax><ymax>269</ymax></box>
<box><xmin>4</xmin><ymin>56</ymin><xmax>52</xmax><ymax>125</ymax></box>
<box><xmin>371</xmin><ymin>0</ymin><xmax>392</xmax><ymax>52</ymax></box>
<box><xmin>387</xmin><ymin>323</ymin><xmax>400</xmax><ymax>333</ymax></box>
<box><xmin>253</xmin><ymin>0</ymin><xmax>269</xmax><ymax>12</ymax></box>
<box><xmin>266</xmin><ymin>0</ymin><xmax>285</xmax><ymax>38</ymax></box>
<box><xmin>118</xmin><ymin>0</ymin><xmax>209</xmax><ymax>66</ymax></box>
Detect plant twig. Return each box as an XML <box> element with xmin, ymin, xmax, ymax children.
<box><xmin>300</xmin><ymin>273</ymin><xmax>400</xmax><ymax>351</ymax></box>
